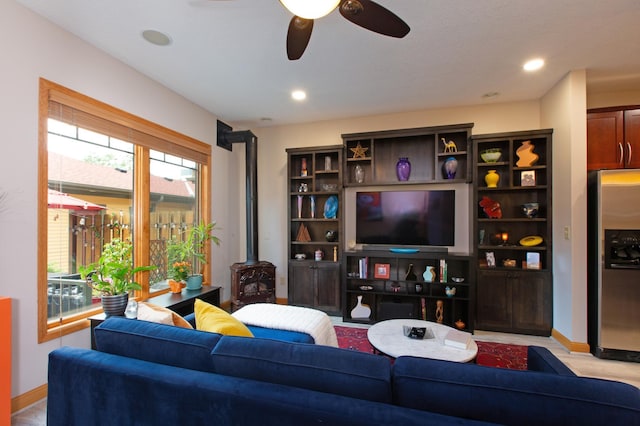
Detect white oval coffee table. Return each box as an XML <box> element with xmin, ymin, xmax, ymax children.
<box><xmin>367</xmin><ymin>319</ymin><xmax>478</xmax><ymax>363</ymax></box>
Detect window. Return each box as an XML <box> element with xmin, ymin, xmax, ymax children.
<box><xmin>38</xmin><ymin>79</ymin><xmax>212</xmax><ymax>342</ymax></box>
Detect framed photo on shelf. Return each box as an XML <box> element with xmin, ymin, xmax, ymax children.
<box><xmin>374</xmin><ymin>263</ymin><xmax>391</xmax><ymax>279</ymax></box>
<box><xmin>485</xmin><ymin>252</ymin><xmax>496</xmax><ymax>268</ymax></box>
<box><xmin>521</xmin><ymin>170</ymin><xmax>536</xmax><ymax>187</ymax></box>
<box><xmin>526</xmin><ymin>252</ymin><xmax>541</xmax><ymax>269</ymax></box>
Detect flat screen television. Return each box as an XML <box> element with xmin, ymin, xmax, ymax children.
<box><xmin>356</xmin><ymin>190</ymin><xmax>455</xmax><ymax>248</ymax></box>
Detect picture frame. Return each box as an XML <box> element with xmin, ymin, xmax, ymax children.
<box><xmin>374</xmin><ymin>263</ymin><xmax>391</xmax><ymax>279</ymax></box>
<box><xmin>521</xmin><ymin>170</ymin><xmax>536</xmax><ymax>187</ymax></box>
<box><xmin>526</xmin><ymin>252</ymin><xmax>541</xmax><ymax>270</ymax></box>
<box><xmin>485</xmin><ymin>252</ymin><xmax>496</xmax><ymax>267</ymax></box>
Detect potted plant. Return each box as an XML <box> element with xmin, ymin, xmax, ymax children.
<box><xmin>168</xmin><ymin>261</ymin><xmax>190</xmax><ymax>293</ymax></box>
<box><xmin>167</xmin><ymin>222</ymin><xmax>220</xmax><ymax>290</ymax></box>
<box><xmin>80</xmin><ymin>238</ymin><xmax>156</xmax><ymax>316</ymax></box>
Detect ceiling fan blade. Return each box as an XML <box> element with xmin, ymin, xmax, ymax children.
<box><xmin>286</xmin><ymin>16</ymin><xmax>314</xmax><ymax>60</ymax></box>
<box><xmin>339</xmin><ymin>0</ymin><xmax>410</xmax><ymax>38</ymax></box>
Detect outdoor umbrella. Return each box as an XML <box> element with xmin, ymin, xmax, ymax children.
<box><xmin>48</xmin><ymin>188</ymin><xmax>105</xmax><ymax>211</ymax></box>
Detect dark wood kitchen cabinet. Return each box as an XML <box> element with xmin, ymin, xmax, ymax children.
<box><xmin>587</xmin><ymin>108</ymin><xmax>640</xmax><ymax>170</ymax></box>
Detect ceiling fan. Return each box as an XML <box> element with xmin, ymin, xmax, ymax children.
<box><xmin>280</xmin><ymin>0</ymin><xmax>410</xmax><ymax>60</ymax></box>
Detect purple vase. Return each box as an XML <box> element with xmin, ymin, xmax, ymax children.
<box><xmin>396</xmin><ymin>157</ymin><xmax>411</xmax><ymax>181</ymax></box>
<box><xmin>443</xmin><ymin>156</ymin><xmax>458</xmax><ymax>179</ymax></box>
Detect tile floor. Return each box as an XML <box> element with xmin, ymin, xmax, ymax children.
<box><xmin>11</xmin><ymin>322</ymin><xmax>640</xmax><ymax>425</ymax></box>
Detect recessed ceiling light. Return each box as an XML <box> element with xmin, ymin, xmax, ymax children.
<box><xmin>523</xmin><ymin>58</ymin><xmax>544</xmax><ymax>72</ymax></box>
<box><xmin>142</xmin><ymin>30</ymin><xmax>172</xmax><ymax>46</ymax></box>
<box><xmin>291</xmin><ymin>90</ymin><xmax>307</xmax><ymax>101</ymax></box>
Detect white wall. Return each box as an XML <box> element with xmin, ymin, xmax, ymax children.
<box><xmin>0</xmin><ymin>1</ymin><xmax>240</xmax><ymax>398</ymax></box>
<box><xmin>541</xmin><ymin>71</ymin><xmax>588</xmax><ymax>345</ymax></box>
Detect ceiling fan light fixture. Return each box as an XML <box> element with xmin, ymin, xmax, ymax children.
<box><xmin>280</xmin><ymin>0</ymin><xmax>341</xmax><ymax>19</ymax></box>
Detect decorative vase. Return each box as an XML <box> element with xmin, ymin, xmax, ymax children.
<box><xmin>405</xmin><ymin>263</ymin><xmax>417</xmax><ymax>281</ymax></box>
<box><xmin>423</xmin><ymin>266</ymin><xmax>436</xmax><ymax>282</ymax></box>
<box><xmin>485</xmin><ymin>169</ymin><xmax>499</xmax><ymax>188</ymax></box>
<box><xmin>124</xmin><ymin>300</ymin><xmax>138</xmax><ymax>319</ymax></box>
<box><xmin>310</xmin><ymin>195</ymin><xmax>316</xmax><ymax>219</ymax></box>
<box><xmin>325</xmin><ymin>229</ymin><xmax>337</xmax><ymax>242</ymax></box>
<box><xmin>396</xmin><ymin>157</ymin><xmax>411</xmax><ymax>181</ymax></box>
<box><xmin>354</xmin><ymin>164</ymin><xmax>365</xmax><ymax>183</ymax></box>
<box><xmin>350</xmin><ymin>295</ymin><xmax>371</xmax><ymax>319</ymax></box>
<box><xmin>443</xmin><ymin>156</ymin><xmax>458</xmax><ymax>179</ymax></box>
<box><xmin>516</xmin><ymin>140</ymin><xmax>539</xmax><ymax>167</ymax></box>
<box><xmin>101</xmin><ymin>293</ymin><xmax>129</xmax><ymax>317</ymax></box>
<box><xmin>186</xmin><ymin>274</ymin><xmax>203</xmax><ymax>290</ymax></box>
<box><xmin>297</xmin><ymin>195</ymin><xmax>303</xmax><ymax>218</ymax></box>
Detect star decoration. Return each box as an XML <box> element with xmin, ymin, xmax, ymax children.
<box><xmin>350</xmin><ymin>143</ymin><xmax>369</xmax><ymax>159</ymax></box>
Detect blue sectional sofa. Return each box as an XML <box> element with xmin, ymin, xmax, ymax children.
<box><xmin>47</xmin><ymin>317</ymin><xmax>640</xmax><ymax>426</ymax></box>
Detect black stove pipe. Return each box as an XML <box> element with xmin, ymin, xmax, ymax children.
<box><xmin>219</xmin><ymin>129</ymin><xmax>258</xmax><ymax>265</ymax></box>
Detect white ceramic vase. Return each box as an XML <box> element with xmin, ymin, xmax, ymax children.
<box><xmin>350</xmin><ymin>295</ymin><xmax>371</xmax><ymax>319</ymax></box>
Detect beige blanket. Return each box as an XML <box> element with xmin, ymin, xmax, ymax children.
<box><xmin>232</xmin><ymin>303</ymin><xmax>339</xmax><ymax>347</ymax></box>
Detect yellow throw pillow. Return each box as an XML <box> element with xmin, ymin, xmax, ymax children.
<box><xmin>137</xmin><ymin>302</ymin><xmax>193</xmax><ymax>329</ymax></box>
<box><xmin>194</xmin><ymin>299</ymin><xmax>253</xmax><ymax>337</ymax></box>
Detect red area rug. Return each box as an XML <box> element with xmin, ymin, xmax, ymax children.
<box><xmin>334</xmin><ymin>325</ymin><xmax>528</xmax><ymax>370</ymax></box>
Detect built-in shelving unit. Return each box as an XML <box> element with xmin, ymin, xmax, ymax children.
<box><xmin>286</xmin><ymin>145</ymin><xmax>343</xmax><ymax>314</ymax></box>
<box><xmin>472</xmin><ymin>129</ymin><xmax>553</xmax><ymax>336</ymax></box>
<box><xmin>343</xmin><ymin>251</ymin><xmax>474</xmax><ymax>332</ymax></box>
<box><xmin>342</xmin><ymin>124</ymin><xmax>474</xmax><ymax>186</ymax></box>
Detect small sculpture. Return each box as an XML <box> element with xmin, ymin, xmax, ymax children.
<box><xmin>445</xmin><ymin>286</ymin><xmax>456</xmax><ymax>297</ymax></box>
<box><xmin>455</xmin><ymin>319</ymin><xmax>466</xmax><ymax>330</ymax></box>
<box><xmin>436</xmin><ymin>300</ymin><xmax>444</xmax><ymax>324</ymax></box>
<box><xmin>350</xmin><ymin>142</ymin><xmax>369</xmax><ymax>159</ymax></box>
<box><xmin>479</xmin><ymin>196</ymin><xmax>502</xmax><ymax>219</ymax></box>
<box><xmin>441</xmin><ymin>138</ymin><xmax>458</xmax><ymax>153</ymax></box>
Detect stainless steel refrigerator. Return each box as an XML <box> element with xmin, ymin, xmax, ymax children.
<box><xmin>588</xmin><ymin>169</ymin><xmax>640</xmax><ymax>362</ymax></box>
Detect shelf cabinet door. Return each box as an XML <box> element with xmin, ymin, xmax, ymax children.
<box><xmin>288</xmin><ymin>262</ymin><xmax>315</xmax><ymax>307</ymax></box>
<box><xmin>315</xmin><ymin>262</ymin><xmax>341</xmax><ymax>313</ymax></box>
<box><xmin>289</xmin><ymin>261</ymin><xmax>341</xmax><ymax>315</ymax></box>
<box><xmin>476</xmin><ymin>270</ymin><xmax>513</xmax><ymax>331</ymax></box>
<box><xmin>512</xmin><ymin>271</ymin><xmax>552</xmax><ymax>334</ymax></box>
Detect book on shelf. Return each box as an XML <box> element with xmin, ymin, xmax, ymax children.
<box><xmin>358</xmin><ymin>257</ymin><xmax>368</xmax><ymax>279</ymax></box>
<box><xmin>439</xmin><ymin>259</ymin><xmax>447</xmax><ymax>283</ymax></box>
<box><xmin>444</xmin><ymin>329</ymin><xmax>472</xmax><ymax>350</ymax></box>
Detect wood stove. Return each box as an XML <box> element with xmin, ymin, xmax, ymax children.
<box><xmin>219</xmin><ymin>126</ymin><xmax>277</xmax><ymax>312</ymax></box>
<box><xmin>230</xmin><ymin>261</ymin><xmax>276</xmax><ymax>311</ymax></box>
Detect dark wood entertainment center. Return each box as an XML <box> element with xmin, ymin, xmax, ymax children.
<box><xmin>285</xmin><ymin>123</ymin><xmax>553</xmax><ymax>336</ymax></box>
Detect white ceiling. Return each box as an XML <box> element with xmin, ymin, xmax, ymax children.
<box><xmin>16</xmin><ymin>0</ymin><xmax>640</xmax><ymax>128</ymax></box>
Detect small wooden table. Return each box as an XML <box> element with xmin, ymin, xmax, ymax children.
<box><xmin>89</xmin><ymin>285</ymin><xmax>220</xmax><ymax>349</ymax></box>
<box><xmin>367</xmin><ymin>319</ymin><xmax>478</xmax><ymax>363</ymax></box>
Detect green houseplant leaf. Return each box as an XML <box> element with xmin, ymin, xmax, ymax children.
<box><xmin>80</xmin><ymin>238</ymin><xmax>156</xmax><ymax>296</ymax></box>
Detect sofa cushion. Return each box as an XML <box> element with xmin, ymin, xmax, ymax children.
<box><xmin>526</xmin><ymin>345</ymin><xmax>575</xmax><ymax>376</ymax></box>
<box><xmin>392</xmin><ymin>356</ymin><xmax>640</xmax><ymax>426</ymax></box>
<box><xmin>211</xmin><ymin>335</ymin><xmax>393</xmax><ymax>403</ymax></box>
<box><xmin>94</xmin><ymin>316</ymin><xmax>220</xmax><ymax>372</ymax></box>
<box><xmin>194</xmin><ymin>299</ymin><xmax>254</xmax><ymax>337</ymax></box>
